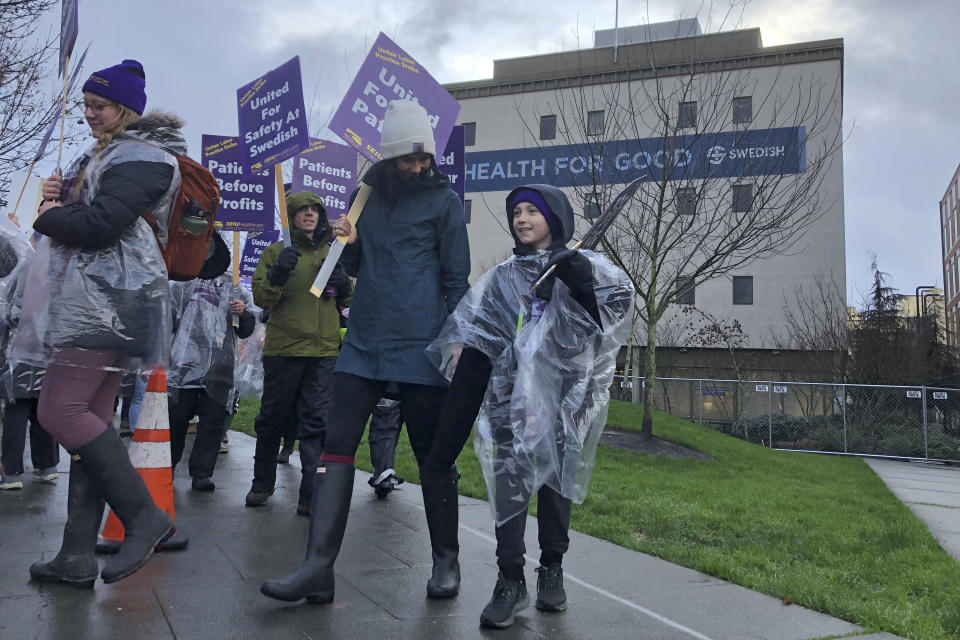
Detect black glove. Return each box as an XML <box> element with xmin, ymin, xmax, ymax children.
<box><xmin>266</xmin><ymin>246</ymin><xmax>301</xmax><ymax>286</ymax></box>
<box><xmin>534</xmin><ymin>249</ymin><xmax>603</xmax><ymax>328</ymax></box>
<box><xmin>534</xmin><ymin>249</ymin><xmax>591</xmax><ymax>297</ymax></box>
<box><xmin>322</xmin><ymin>264</ymin><xmax>351</xmax><ymax>300</ymax></box>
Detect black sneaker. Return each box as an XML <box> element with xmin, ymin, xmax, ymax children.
<box><xmin>277</xmin><ymin>443</ymin><xmax>294</xmax><ymax>464</ymax></box>
<box><xmin>245</xmin><ymin>487</ymin><xmax>273</xmax><ymax>506</ymax></box>
<box><xmin>369</xmin><ymin>469</ymin><xmax>403</xmax><ymax>498</ymax></box>
<box><xmin>479</xmin><ymin>573</ymin><xmax>529</xmax><ymax>629</ymax></box>
<box><xmin>535</xmin><ymin>563</ymin><xmax>567</xmax><ymax>611</ymax></box>
<box><xmin>191</xmin><ymin>477</ymin><xmax>215</xmax><ymax>492</ymax></box>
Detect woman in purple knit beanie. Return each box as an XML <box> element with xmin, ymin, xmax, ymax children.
<box><xmin>21</xmin><ymin>58</ymin><xmax>186</xmax><ymax>590</ymax></box>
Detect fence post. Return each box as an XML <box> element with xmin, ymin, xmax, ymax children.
<box><xmin>922</xmin><ymin>386</ymin><xmax>929</xmax><ymax>461</ymax></box>
<box><xmin>698</xmin><ymin>378</ymin><xmax>702</xmax><ymax>424</ymax></box>
<box><xmin>768</xmin><ymin>381</ymin><xmax>773</xmax><ymax>448</ymax></box>
<box><xmin>842</xmin><ymin>384</ymin><xmax>848</xmax><ymax>453</ymax></box>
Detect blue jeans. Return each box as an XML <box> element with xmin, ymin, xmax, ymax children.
<box><xmin>128</xmin><ymin>375</ymin><xmax>147</xmax><ymax>429</ymax></box>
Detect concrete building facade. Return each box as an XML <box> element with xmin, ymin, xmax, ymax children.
<box><xmin>940</xmin><ymin>163</ymin><xmax>960</xmax><ymax>346</ymax></box>
<box><xmin>444</xmin><ymin>21</ymin><xmax>846</xmax><ymax>360</ymax></box>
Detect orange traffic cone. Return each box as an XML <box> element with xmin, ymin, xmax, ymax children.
<box><xmin>97</xmin><ymin>369</ymin><xmax>189</xmax><ymax>553</ymax></box>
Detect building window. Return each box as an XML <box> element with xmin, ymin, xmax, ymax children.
<box><xmin>733</xmin><ymin>276</ymin><xmax>754</xmax><ymax>305</ymax></box>
<box><xmin>540</xmin><ymin>115</ymin><xmax>557</xmax><ymax>140</ymax></box>
<box><xmin>584</xmin><ymin>192</ymin><xmax>601</xmax><ymax>219</ymax></box>
<box><xmin>462</xmin><ymin>122</ymin><xmax>476</xmax><ymax>146</ymax></box>
<box><xmin>587</xmin><ymin>110</ymin><xmax>605</xmax><ymax>136</ymax></box>
<box><xmin>679</xmin><ymin>101</ymin><xmax>697</xmax><ymax>128</ymax></box>
<box><xmin>732</xmin><ymin>183</ymin><xmax>754</xmax><ymax>213</ymax></box>
<box><xmin>463</xmin><ymin>199</ymin><xmax>472</xmax><ymax>224</ymax></box>
<box><xmin>674</xmin><ymin>277</ymin><xmax>695</xmax><ymax>305</ymax></box>
<box><xmin>732</xmin><ymin>96</ymin><xmax>752</xmax><ymax>124</ymax></box>
<box><xmin>676</xmin><ymin>187</ymin><xmax>697</xmax><ymax>215</ymax></box>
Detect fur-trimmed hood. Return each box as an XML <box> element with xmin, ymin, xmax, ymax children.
<box><xmin>123</xmin><ymin>109</ymin><xmax>188</xmax><ymax>156</ymax></box>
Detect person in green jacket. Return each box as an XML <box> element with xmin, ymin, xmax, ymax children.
<box><xmin>246</xmin><ymin>191</ymin><xmax>352</xmax><ymax>513</ymax></box>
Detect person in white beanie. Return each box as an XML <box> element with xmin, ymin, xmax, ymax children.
<box><xmin>261</xmin><ymin>100</ymin><xmax>471</xmax><ymax>606</ymax></box>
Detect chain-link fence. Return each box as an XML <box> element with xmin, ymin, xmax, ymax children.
<box><xmin>612</xmin><ymin>376</ymin><xmax>960</xmax><ymax>462</ymax></box>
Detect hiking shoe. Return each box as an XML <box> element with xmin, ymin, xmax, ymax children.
<box><xmin>535</xmin><ymin>563</ymin><xmax>567</xmax><ymax>611</ymax></box>
<box><xmin>32</xmin><ymin>467</ymin><xmax>59</xmax><ymax>483</ymax></box>
<box><xmin>0</xmin><ymin>473</ymin><xmax>23</xmax><ymax>490</ymax></box>
<box><xmin>479</xmin><ymin>573</ymin><xmax>529</xmax><ymax>629</ymax></box>
<box><xmin>218</xmin><ymin>439</ymin><xmax>229</xmax><ymax>454</ymax></box>
<box><xmin>191</xmin><ymin>477</ymin><xmax>215</xmax><ymax>492</ymax></box>
<box><xmin>277</xmin><ymin>443</ymin><xmax>294</xmax><ymax>464</ymax></box>
<box><xmin>245</xmin><ymin>488</ymin><xmax>273</xmax><ymax>507</ymax></box>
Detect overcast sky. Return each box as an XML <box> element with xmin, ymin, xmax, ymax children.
<box><xmin>24</xmin><ymin>0</ymin><xmax>960</xmax><ymax>304</ymax></box>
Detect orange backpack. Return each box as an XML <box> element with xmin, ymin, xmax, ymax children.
<box><xmin>142</xmin><ymin>155</ymin><xmax>221</xmax><ymax>281</ymax></box>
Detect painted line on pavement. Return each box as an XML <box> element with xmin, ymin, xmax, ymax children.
<box><xmin>457</xmin><ymin>520</ymin><xmax>717</xmax><ymax>640</ymax></box>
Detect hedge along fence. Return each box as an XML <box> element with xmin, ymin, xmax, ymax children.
<box><xmin>612</xmin><ymin>376</ymin><xmax>960</xmax><ymax>462</ymax></box>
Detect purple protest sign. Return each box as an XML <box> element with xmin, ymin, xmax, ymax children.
<box><xmin>202</xmin><ymin>135</ymin><xmax>275</xmax><ymax>232</ymax></box>
<box><xmin>291</xmin><ymin>139</ymin><xmax>359</xmax><ymax>220</ymax></box>
<box><xmin>328</xmin><ymin>32</ymin><xmax>460</xmax><ymax>163</ymax></box>
<box><xmin>437</xmin><ymin>125</ymin><xmax>464</xmax><ymax>206</ymax></box>
<box><xmin>236</xmin><ymin>56</ymin><xmax>309</xmax><ymax>173</ymax></box>
<box><xmin>241</xmin><ymin>230</ymin><xmax>281</xmax><ymax>277</ymax></box>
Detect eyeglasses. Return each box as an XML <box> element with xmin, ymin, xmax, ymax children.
<box><xmin>78</xmin><ymin>101</ymin><xmax>116</xmax><ymax>113</ymax></box>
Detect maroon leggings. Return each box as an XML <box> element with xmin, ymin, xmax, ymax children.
<box><xmin>37</xmin><ymin>349</ymin><xmax>121</xmax><ymax>451</ymax></box>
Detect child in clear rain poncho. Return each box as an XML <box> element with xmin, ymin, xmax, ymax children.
<box><xmin>425</xmin><ymin>184</ymin><xmax>634</xmax><ymax>629</ymax></box>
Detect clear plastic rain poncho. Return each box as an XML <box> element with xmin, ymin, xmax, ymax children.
<box><xmin>10</xmin><ymin>134</ymin><xmax>178</xmax><ymax>372</ymax></box>
<box><xmin>426</xmin><ymin>249</ymin><xmax>634</xmax><ymax>525</ymax></box>
<box><xmin>169</xmin><ymin>273</ymin><xmax>254</xmax><ymax>406</ymax></box>
<box><xmin>234</xmin><ymin>319</ymin><xmax>265</xmax><ymax>400</ymax></box>
<box><xmin>0</xmin><ymin>219</ymin><xmax>44</xmax><ymax>399</ymax></box>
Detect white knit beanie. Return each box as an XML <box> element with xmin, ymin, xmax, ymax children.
<box><xmin>379</xmin><ymin>100</ymin><xmax>436</xmax><ymax>160</ymax></box>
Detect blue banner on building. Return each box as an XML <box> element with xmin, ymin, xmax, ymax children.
<box><xmin>437</xmin><ymin>125</ymin><xmax>465</xmax><ymax>206</ymax></box>
<box><xmin>463</xmin><ymin>127</ymin><xmax>806</xmax><ymax>192</ymax></box>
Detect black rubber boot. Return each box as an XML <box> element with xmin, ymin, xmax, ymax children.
<box><xmin>74</xmin><ymin>429</ymin><xmax>173</xmax><ymax>584</ymax></box>
<box><xmin>260</xmin><ymin>460</ymin><xmax>355</xmax><ymax>604</ymax></box>
<box><xmin>421</xmin><ymin>465</ymin><xmax>461</xmax><ymax>599</ymax></box>
<box><xmin>29</xmin><ymin>457</ymin><xmax>105</xmax><ymax>588</ymax></box>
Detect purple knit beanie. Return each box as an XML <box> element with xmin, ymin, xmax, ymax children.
<box><xmin>509</xmin><ymin>189</ymin><xmax>563</xmax><ymax>242</ymax></box>
<box><xmin>82</xmin><ymin>59</ymin><xmax>147</xmax><ymax>115</ymax></box>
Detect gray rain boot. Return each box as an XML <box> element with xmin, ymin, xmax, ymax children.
<box><xmin>74</xmin><ymin>429</ymin><xmax>173</xmax><ymax>584</ymax></box>
<box><xmin>29</xmin><ymin>457</ymin><xmax>105</xmax><ymax>588</ymax></box>
<box><xmin>421</xmin><ymin>465</ymin><xmax>461</xmax><ymax>599</ymax></box>
<box><xmin>260</xmin><ymin>460</ymin><xmax>355</xmax><ymax>603</ymax></box>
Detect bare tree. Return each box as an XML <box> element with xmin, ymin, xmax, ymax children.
<box><xmin>0</xmin><ymin>0</ymin><xmax>86</xmax><ymax>210</ymax></box>
<box><xmin>771</xmin><ymin>271</ymin><xmax>851</xmax><ymax>383</ymax></box>
<box><xmin>514</xmin><ymin>4</ymin><xmax>845</xmax><ymax>437</ymax></box>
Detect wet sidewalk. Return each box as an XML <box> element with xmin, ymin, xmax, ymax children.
<box><xmin>864</xmin><ymin>457</ymin><xmax>960</xmax><ymax>565</ymax></box>
<box><xmin>0</xmin><ymin>431</ymin><xmax>904</xmax><ymax>640</ymax></box>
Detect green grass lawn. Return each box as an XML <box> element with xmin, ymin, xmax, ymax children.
<box><xmin>232</xmin><ymin>397</ymin><xmax>960</xmax><ymax>640</ymax></box>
